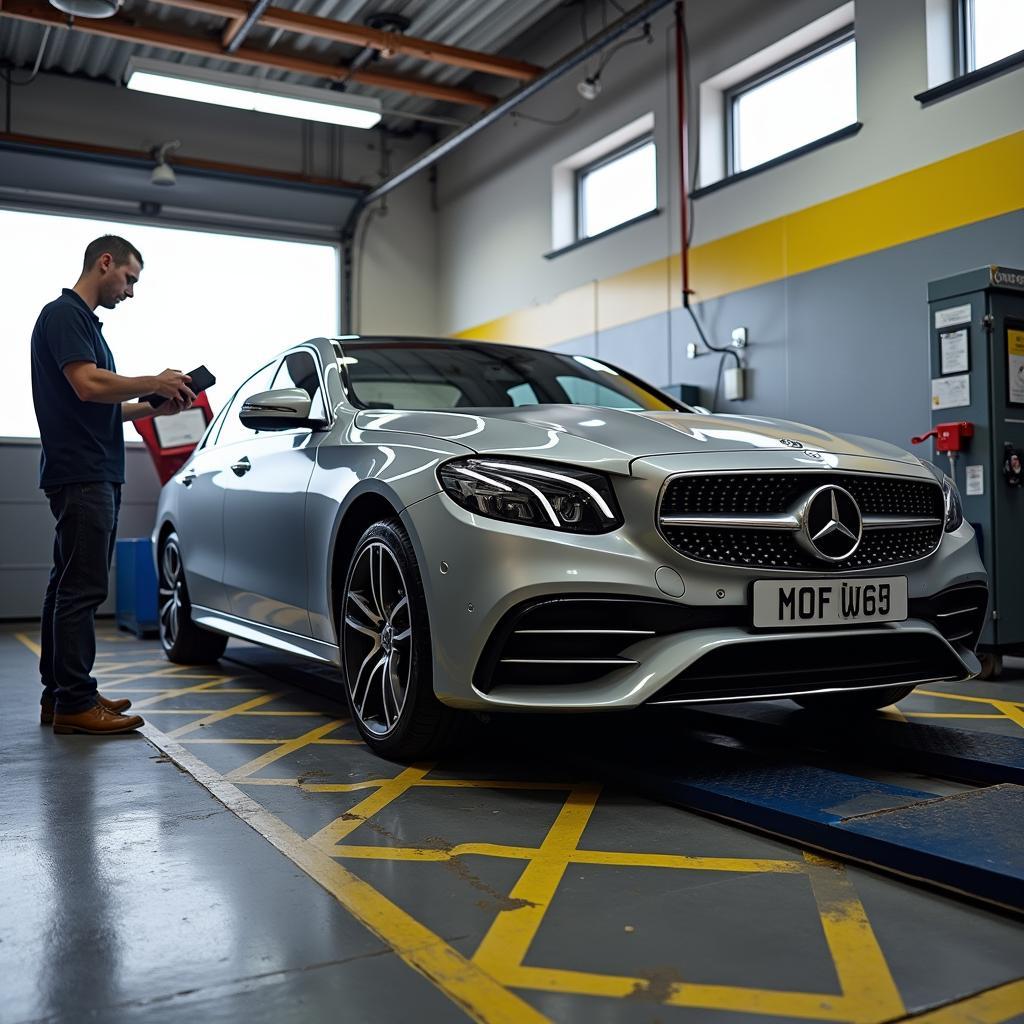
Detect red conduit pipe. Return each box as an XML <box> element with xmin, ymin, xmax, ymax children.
<box><xmin>674</xmin><ymin>0</ymin><xmax>691</xmax><ymax>309</ymax></box>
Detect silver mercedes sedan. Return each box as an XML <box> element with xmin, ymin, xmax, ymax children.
<box><xmin>154</xmin><ymin>336</ymin><xmax>988</xmax><ymax>758</ymax></box>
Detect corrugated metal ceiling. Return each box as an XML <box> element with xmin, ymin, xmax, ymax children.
<box><xmin>0</xmin><ymin>0</ymin><xmax>568</xmax><ymax>122</ymax></box>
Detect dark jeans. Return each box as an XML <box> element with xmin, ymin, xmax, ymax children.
<box><xmin>40</xmin><ymin>482</ymin><xmax>122</xmax><ymax>714</ymax></box>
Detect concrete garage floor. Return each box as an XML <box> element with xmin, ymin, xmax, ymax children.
<box><xmin>2</xmin><ymin>622</ymin><xmax>1023</xmax><ymax>1024</ymax></box>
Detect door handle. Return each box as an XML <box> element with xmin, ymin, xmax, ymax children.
<box><xmin>231</xmin><ymin>456</ymin><xmax>252</xmax><ymax>476</ymax></box>
<box><xmin>180</xmin><ymin>470</ymin><xmax>196</xmax><ymax>487</ymax></box>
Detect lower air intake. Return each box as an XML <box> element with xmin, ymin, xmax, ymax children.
<box><xmin>648</xmin><ymin>631</ymin><xmax>967</xmax><ymax>704</ymax></box>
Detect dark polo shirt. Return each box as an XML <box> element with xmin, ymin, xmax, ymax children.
<box><xmin>30</xmin><ymin>289</ymin><xmax>124</xmax><ymax>488</ymax></box>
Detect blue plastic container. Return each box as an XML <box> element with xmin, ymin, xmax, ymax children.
<box><xmin>115</xmin><ymin>538</ymin><xmax>159</xmax><ymax>637</ymax></box>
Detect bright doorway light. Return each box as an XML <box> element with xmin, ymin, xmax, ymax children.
<box><xmin>2</xmin><ymin>209</ymin><xmax>339</xmax><ymax>441</ymax></box>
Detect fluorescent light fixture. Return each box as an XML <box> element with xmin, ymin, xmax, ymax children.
<box><xmin>125</xmin><ymin>58</ymin><xmax>381</xmax><ymax>129</ymax></box>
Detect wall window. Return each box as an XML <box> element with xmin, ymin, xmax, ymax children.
<box><xmin>961</xmin><ymin>0</ymin><xmax>1024</xmax><ymax>72</ymax></box>
<box><xmin>1</xmin><ymin>208</ymin><xmax>339</xmax><ymax>441</ymax></box>
<box><xmin>728</xmin><ymin>30</ymin><xmax>857</xmax><ymax>175</ymax></box>
<box><xmin>576</xmin><ymin>136</ymin><xmax>656</xmax><ymax>240</ymax></box>
<box><xmin>550</xmin><ymin>112</ymin><xmax>655</xmax><ymax>252</ymax></box>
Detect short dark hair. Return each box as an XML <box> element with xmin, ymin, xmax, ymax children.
<box><xmin>83</xmin><ymin>235</ymin><xmax>144</xmax><ymax>272</ymax></box>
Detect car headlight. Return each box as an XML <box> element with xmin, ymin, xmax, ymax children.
<box><xmin>921</xmin><ymin>460</ymin><xmax>964</xmax><ymax>532</ymax></box>
<box><xmin>437</xmin><ymin>457</ymin><xmax>623</xmax><ymax>534</ymax></box>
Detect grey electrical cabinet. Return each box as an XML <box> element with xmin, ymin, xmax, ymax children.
<box><xmin>927</xmin><ymin>267</ymin><xmax>1024</xmax><ymax>656</ymax></box>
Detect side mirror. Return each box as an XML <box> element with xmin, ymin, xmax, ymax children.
<box><xmin>239</xmin><ymin>388</ymin><xmax>324</xmax><ymax>431</ymax></box>
<box><xmin>691</xmin><ymin>405</ymin><xmax>711</xmax><ymax>416</ymax></box>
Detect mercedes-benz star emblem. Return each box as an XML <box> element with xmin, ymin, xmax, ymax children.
<box><xmin>795</xmin><ymin>485</ymin><xmax>863</xmax><ymax>562</ymax></box>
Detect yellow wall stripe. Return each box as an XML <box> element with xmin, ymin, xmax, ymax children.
<box><xmin>455</xmin><ymin>130</ymin><xmax>1024</xmax><ymax>347</ymax></box>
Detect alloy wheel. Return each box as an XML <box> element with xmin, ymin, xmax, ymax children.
<box><xmin>159</xmin><ymin>537</ymin><xmax>184</xmax><ymax>650</ymax></box>
<box><xmin>343</xmin><ymin>541</ymin><xmax>413</xmax><ymax>736</ymax></box>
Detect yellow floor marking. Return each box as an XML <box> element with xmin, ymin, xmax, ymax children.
<box><xmin>236</xmin><ymin>710</ymin><xmax>331</xmax><ymax>716</ymax></box>
<box><xmin>904</xmin><ymin>978</ymin><xmax>1024</xmax><ymax>1024</ymax></box>
<box><xmin>802</xmin><ymin>853</ymin><xmax>905</xmax><ymax>1020</ymax></box>
<box><xmin>902</xmin><ymin>713</ymin><xmax>1006</xmax><ymax>720</ymax></box>
<box><xmin>311</xmin><ymin>764</ymin><xmax>434</xmax><ymax>850</ymax></box>
<box><xmin>226</xmin><ymin>721</ymin><xmax>346</xmax><ymax>781</ymax></box>
<box><xmin>881</xmin><ymin>704</ymin><xmax>907</xmax><ymax>722</ymax></box>
<box><xmin>990</xmin><ymin>701</ymin><xmax>1024</xmax><ymax>731</ymax></box>
<box><xmin>15</xmin><ymin>632</ymin><xmax>41</xmax><ymax>657</ymax></box>
<box><xmin>100</xmin><ymin>686</ymin><xmax>265</xmax><ymax>694</ymax></box>
<box><xmin>473</xmin><ymin>784</ymin><xmax>601</xmax><ymax>977</ymax></box>
<box><xmin>131</xmin><ymin>676</ymin><xmax>248</xmax><ymax>710</ymax></box>
<box><xmin>132</xmin><ymin>708</ymin><xmax>226</xmax><ymax>714</ymax></box>
<box><xmin>499</xmin><ymin>964</ymin><xmax>858</xmax><ymax>1020</ymax></box>
<box><xmin>139</xmin><ymin>724</ymin><xmax>549</xmax><ymax>1024</ymax></box>
<box><xmin>138</xmin><ymin>708</ymin><xmax>329</xmax><ymax>717</ymax></box>
<box><xmin>416</xmin><ymin>779</ymin><xmax>580</xmax><ymax>791</ymax></box>
<box><xmin>166</xmin><ymin>692</ymin><xmax>285</xmax><ymax>738</ymax></box>
<box><xmin>181</xmin><ymin>738</ymin><xmax>304</xmax><ymax>745</ymax></box>
<box><xmin>181</xmin><ymin>737</ymin><xmax>360</xmax><ymax>746</ymax></box>
<box><xmin>331</xmin><ymin>842</ymin><xmax>806</xmax><ymax>874</ymax></box>
<box><xmin>571</xmin><ymin>849</ymin><xmax>804</xmax><ymax>872</ymax></box>
<box><xmin>239</xmin><ymin>778</ymin><xmax>382</xmax><ymax>791</ymax></box>
<box><xmin>916</xmin><ymin>690</ymin><xmax>1024</xmax><ymax>708</ymax></box>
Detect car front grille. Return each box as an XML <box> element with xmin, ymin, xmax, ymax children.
<box><xmin>659</xmin><ymin>472</ymin><xmax>945</xmax><ymax>571</ymax></box>
<box><xmin>647</xmin><ymin>631</ymin><xmax>968</xmax><ymax>703</ymax></box>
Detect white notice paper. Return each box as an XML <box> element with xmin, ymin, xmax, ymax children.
<box><xmin>153</xmin><ymin>408</ymin><xmax>208</xmax><ymax>448</ymax></box>
<box><xmin>965</xmin><ymin>465</ymin><xmax>984</xmax><ymax>496</ymax></box>
<box><xmin>1008</xmin><ymin>329</ymin><xmax>1024</xmax><ymax>405</ymax></box>
<box><xmin>935</xmin><ymin>303</ymin><xmax>971</xmax><ymax>329</ymax></box>
<box><xmin>940</xmin><ymin>329</ymin><xmax>969</xmax><ymax>374</ymax></box>
<box><xmin>931</xmin><ymin>373</ymin><xmax>971</xmax><ymax>410</ymax></box>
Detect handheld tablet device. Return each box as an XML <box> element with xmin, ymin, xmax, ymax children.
<box><xmin>142</xmin><ymin>365</ymin><xmax>216</xmax><ymax>408</ymax></box>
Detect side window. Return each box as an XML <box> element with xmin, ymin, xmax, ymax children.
<box><xmin>271</xmin><ymin>350</ymin><xmax>328</xmax><ymax>422</ymax></box>
<box><xmin>507</xmin><ymin>382</ymin><xmax>539</xmax><ymax>406</ymax></box>
<box><xmin>214</xmin><ymin>362</ymin><xmax>276</xmax><ymax>448</ymax></box>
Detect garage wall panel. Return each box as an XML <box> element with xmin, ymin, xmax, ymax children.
<box><xmin>437</xmin><ymin>0</ymin><xmax>1024</xmax><ymax>337</ymax></box>
<box><xmin>0</xmin><ymin>443</ymin><xmax>161</xmax><ymax>620</ymax></box>
<box><xmin>546</xmin><ymin>208</ymin><xmax>1024</xmax><ymax>450</ymax></box>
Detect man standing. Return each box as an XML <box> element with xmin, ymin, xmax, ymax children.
<box><xmin>31</xmin><ymin>235</ymin><xmax>196</xmax><ymax>735</ymax></box>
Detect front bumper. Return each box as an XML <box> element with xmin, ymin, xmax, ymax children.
<box><xmin>403</xmin><ymin>490</ymin><xmax>987</xmax><ymax>712</ymax></box>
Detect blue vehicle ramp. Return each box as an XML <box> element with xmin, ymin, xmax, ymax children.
<box><xmin>568</xmin><ymin>703</ymin><xmax>1024</xmax><ymax>916</ymax></box>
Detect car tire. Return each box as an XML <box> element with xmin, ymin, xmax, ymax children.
<box><xmin>158</xmin><ymin>531</ymin><xmax>228</xmax><ymax>665</ymax></box>
<box><xmin>340</xmin><ymin>519</ymin><xmax>464</xmax><ymax>761</ymax></box>
<box><xmin>792</xmin><ymin>684</ymin><xmax>917</xmax><ymax>713</ymax></box>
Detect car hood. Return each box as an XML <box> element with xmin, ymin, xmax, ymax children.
<box><xmin>352</xmin><ymin>406</ymin><xmax>921</xmax><ymax>471</ymax></box>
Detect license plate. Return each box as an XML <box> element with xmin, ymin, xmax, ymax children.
<box><xmin>752</xmin><ymin>577</ymin><xmax>908</xmax><ymax>628</ymax></box>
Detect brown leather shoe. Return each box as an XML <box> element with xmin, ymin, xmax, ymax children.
<box><xmin>41</xmin><ymin>693</ymin><xmax>132</xmax><ymax>726</ymax></box>
<box><xmin>52</xmin><ymin>703</ymin><xmax>144</xmax><ymax>735</ymax></box>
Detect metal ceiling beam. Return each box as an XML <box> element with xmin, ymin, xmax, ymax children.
<box><xmin>223</xmin><ymin>0</ymin><xmax>271</xmax><ymax>53</ymax></box>
<box><xmin>0</xmin><ymin>0</ymin><xmax>498</xmax><ymax>107</ymax></box>
<box><xmin>0</xmin><ymin>130</ymin><xmax>367</xmax><ymax>192</ymax></box>
<box><xmin>151</xmin><ymin>0</ymin><xmax>543</xmax><ymax>81</ymax></box>
<box><xmin>360</xmin><ymin>0</ymin><xmax>674</xmax><ymax>205</ymax></box>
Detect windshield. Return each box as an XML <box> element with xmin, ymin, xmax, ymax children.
<box><xmin>336</xmin><ymin>341</ymin><xmax>685</xmax><ymax>413</ymax></box>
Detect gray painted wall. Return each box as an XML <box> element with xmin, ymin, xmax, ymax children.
<box><xmin>435</xmin><ymin>0</ymin><xmax>1024</xmax><ymax>334</ymax></box>
<box><xmin>552</xmin><ymin>210</ymin><xmax>1024</xmax><ymax>450</ymax></box>
<box><xmin>0</xmin><ymin>442</ymin><xmax>162</xmax><ymax>620</ymax></box>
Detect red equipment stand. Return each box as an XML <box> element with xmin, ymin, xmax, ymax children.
<box><xmin>133</xmin><ymin>392</ymin><xmax>213</xmax><ymax>484</ymax></box>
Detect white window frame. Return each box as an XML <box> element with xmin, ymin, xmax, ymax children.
<box><xmin>725</xmin><ymin>27</ymin><xmax>856</xmax><ymax>177</ymax></box>
<box><xmin>575</xmin><ymin>133</ymin><xmax>656</xmax><ymax>241</ymax></box>
<box><xmin>957</xmin><ymin>0</ymin><xmax>1024</xmax><ymax>73</ymax></box>
<box><xmin>697</xmin><ymin>2</ymin><xmax>855</xmax><ymax>188</ymax></box>
<box><xmin>550</xmin><ymin>112</ymin><xmax>654</xmax><ymax>252</ymax></box>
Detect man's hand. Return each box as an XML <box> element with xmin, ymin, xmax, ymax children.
<box><xmin>152</xmin><ymin>368</ymin><xmax>196</xmax><ymax>404</ymax></box>
<box><xmin>153</xmin><ymin>393</ymin><xmax>194</xmax><ymax>417</ymax></box>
